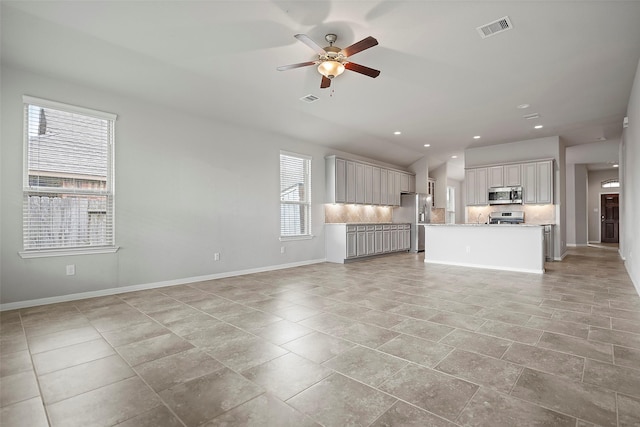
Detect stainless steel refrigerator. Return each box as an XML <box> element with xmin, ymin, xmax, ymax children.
<box><xmin>394</xmin><ymin>193</ymin><xmax>431</xmax><ymax>252</ymax></box>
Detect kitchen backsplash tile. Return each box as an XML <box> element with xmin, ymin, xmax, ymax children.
<box><xmin>324</xmin><ymin>204</ymin><xmax>393</xmax><ymax>223</ymax></box>
<box><xmin>430</xmin><ymin>208</ymin><xmax>445</xmax><ymax>224</ymax></box>
<box><xmin>467</xmin><ymin>204</ymin><xmax>556</xmax><ymax>225</ymax></box>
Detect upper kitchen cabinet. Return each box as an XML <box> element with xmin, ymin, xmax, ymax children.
<box><xmin>522</xmin><ymin>160</ymin><xmax>553</xmax><ymax>204</ymax></box>
<box><xmin>326</xmin><ymin>156</ymin><xmax>414</xmax><ymax>206</ymax></box>
<box><xmin>488</xmin><ymin>166</ymin><xmax>504</xmax><ymax>188</ymax></box>
<box><xmin>504</xmin><ymin>164</ymin><xmax>522</xmax><ymax>186</ymax></box>
<box><xmin>465</xmin><ymin>167</ymin><xmax>488</xmax><ymax>206</ymax></box>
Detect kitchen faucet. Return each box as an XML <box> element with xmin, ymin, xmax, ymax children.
<box><xmin>477</xmin><ymin>213</ymin><xmax>483</xmax><ymax>224</ymax></box>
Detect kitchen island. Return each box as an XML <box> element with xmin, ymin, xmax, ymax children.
<box><xmin>424</xmin><ymin>224</ymin><xmax>545</xmax><ymax>274</ymax></box>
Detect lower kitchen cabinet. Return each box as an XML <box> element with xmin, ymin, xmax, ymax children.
<box><xmin>326</xmin><ymin>223</ymin><xmax>411</xmax><ymax>263</ymax></box>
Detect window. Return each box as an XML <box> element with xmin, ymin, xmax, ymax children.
<box><xmin>280</xmin><ymin>151</ymin><xmax>311</xmax><ymax>239</ymax></box>
<box><xmin>21</xmin><ymin>96</ymin><xmax>117</xmax><ymax>257</ymax></box>
<box><xmin>601</xmin><ymin>179</ymin><xmax>620</xmax><ymax>188</ymax></box>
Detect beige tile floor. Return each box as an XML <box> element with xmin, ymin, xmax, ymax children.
<box><xmin>1</xmin><ymin>246</ymin><xmax>640</xmax><ymax>427</ymax></box>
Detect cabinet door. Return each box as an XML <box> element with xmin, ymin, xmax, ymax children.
<box><xmin>355</xmin><ymin>162</ymin><xmax>365</xmax><ymax>204</ymax></box>
<box><xmin>394</xmin><ymin>172</ymin><xmax>401</xmax><ymax>206</ymax></box>
<box><xmin>375</xmin><ymin>230</ymin><xmax>383</xmax><ymax>254</ymax></box>
<box><xmin>504</xmin><ymin>164</ymin><xmax>522</xmax><ymax>186</ymax></box>
<box><xmin>372</xmin><ymin>167</ymin><xmax>381</xmax><ymax>205</ymax></box>
<box><xmin>366</xmin><ymin>231</ymin><xmax>376</xmax><ymax>255</ymax></box>
<box><xmin>488</xmin><ymin>166</ymin><xmax>504</xmax><ymax>188</ymax></box>
<box><xmin>403</xmin><ymin>229</ymin><xmax>411</xmax><ymax>250</ymax></box>
<box><xmin>465</xmin><ymin>170</ymin><xmax>477</xmax><ymax>206</ymax></box>
<box><xmin>409</xmin><ymin>175</ymin><xmax>416</xmax><ymax>193</ymax></box>
<box><xmin>387</xmin><ymin>170</ymin><xmax>395</xmax><ymax>206</ymax></box>
<box><xmin>391</xmin><ymin>226</ymin><xmax>398</xmax><ymax>252</ymax></box>
<box><xmin>383</xmin><ymin>230</ymin><xmax>390</xmax><ymax>252</ymax></box>
<box><xmin>380</xmin><ymin>169</ymin><xmax>388</xmax><ymax>205</ymax></box>
<box><xmin>400</xmin><ymin>173</ymin><xmax>410</xmax><ymax>193</ymax></box>
<box><xmin>334</xmin><ymin>158</ymin><xmax>346</xmax><ymax>203</ymax></box>
<box><xmin>522</xmin><ymin>163</ymin><xmax>537</xmax><ymax>204</ymax></box>
<box><xmin>536</xmin><ymin>160</ymin><xmax>553</xmax><ymax>204</ymax></box>
<box><xmin>346</xmin><ymin>161</ymin><xmax>356</xmax><ymax>203</ymax></box>
<box><xmin>364</xmin><ymin>165</ymin><xmax>373</xmax><ymax>205</ymax></box>
<box><xmin>356</xmin><ymin>230</ymin><xmax>367</xmax><ymax>257</ymax></box>
<box><xmin>475</xmin><ymin>168</ymin><xmax>488</xmax><ymax>205</ymax></box>
<box><xmin>428</xmin><ymin>179</ymin><xmax>436</xmax><ymax>207</ymax></box>
<box><xmin>346</xmin><ymin>232</ymin><xmax>357</xmax><ymax>258</ymax></box>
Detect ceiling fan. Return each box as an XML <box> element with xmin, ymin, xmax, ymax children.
<box><xmin>277</xmin><ymin>33</ymin><xmax>380</xmax><ymax>89</ymax></box>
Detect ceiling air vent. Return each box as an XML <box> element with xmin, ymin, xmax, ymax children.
<box><xmin>522</xmin><ymin>113</ymin><xmax>540</xmax><ymax>120</ymax></box>
<box><xmin>477</xmin><ymin>16</ymin><xmax>513</xmax><ymax>39</ymax></box>
<box><xmin>300</xmin><ymin>94</ymin><xmax>319</xmax><ymax>103</ymax></box>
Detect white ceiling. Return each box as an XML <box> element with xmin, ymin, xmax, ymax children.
<box><xmin>2</xmin><ymin>1</ymin><xmax>639</xmax><ymax>176</ymax></box>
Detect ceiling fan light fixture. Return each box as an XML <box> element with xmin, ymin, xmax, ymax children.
<box><xmin>317</xmin><ymin>61</ymin><xmax>345</xmax><ymax>79</ymax></box>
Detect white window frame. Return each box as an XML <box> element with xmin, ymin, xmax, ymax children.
<box><xmin>19</xmin><ymin>96</ymin><xmax>118</xmax><ymax>258</ymax></box>
<box><xmin>280</xmin><ymin>151</ymin><xmax>312</xmax><ymax>240</ymax></box>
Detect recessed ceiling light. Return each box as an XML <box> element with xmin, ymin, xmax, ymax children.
<box><xmin>534</xmin><ymin>125</ymin><xmax>543</xmax><ymax>129</ymax></box>
<box><xmin>613</xmin><ymin>164</ymin><xmax>619</xmax><ymax>168</ymax></box>
<box><xmin>473</xmin><ymin>135</ymin><xmax>481</xmax><ymax>139</ymax></box>
<box><xmin>451</xmin><ymin>155</ymin><xmax>458</xmax><ymax>159</ymax></box>
<box><xmin>424</xmin><ymin>144</ymin><xmax>431</xmax><ymax>147</ymax></box>
<box><xmin>393</xmin><ymin>131</ymin><xmax>402</xmax><ymax>135</ymax></box>
<box><xmin>517</xmin><ymin>104</ymin><xmax>530</xmax><ymax>109</ymax></box>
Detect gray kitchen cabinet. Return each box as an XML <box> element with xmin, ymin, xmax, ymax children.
<box><xmin>522</xmin><ymin>160</ymin><xmax>553</xmax><ymax>204</ymax></box>
<box><xmin>428</xmin><ymin>178</ymin><xmax>436</xmax><ymax>207</ymax></box>
<box><xmin>488</xmin><ymin>166</ymin><xmax>504</xmax><ymax>188</ymax></box>
<box><xmin>374</xmin><ymin>225</ymin><xmax>383</xmax><ymax>254</ymax></box>
<box><xmin>325</xmin><ymin>156</ymin><xmax>414</xmax><ymax>206</ymax></box>
<box><xmin>356</xmin><ymin>226</ymin><xmax>367</xmax><ymax>256</ymax></box>
<box><xmin>325</xmin><ymin>223</ymin><xmax>411</xmax><ymax>263</ymax></box>
<box><xmin>400</xmin><ymin>173</ymin><xmax>410</xmax><ymax>193</ymax></box>
<box><xmin>504</xmin><ymin>164</ymin><xmax>522</xmax><ymax>186</ymax></box>
<box><xmin>394</xmin><ymin>171</ymin><xmax>401</xmax><ymax>206</ymax></box>
<box><xmin>364</xmin><ymin>165</ymin><xmax>373</xmax><ymax>204</ymax></box>
<box><xmin>346</xmin><ymin>160</ymin><xmax>356</xmax><ymax>203</ymax></box>
<box><xmin>465</xmin><ymin>167</ymin><xmax>488</xmax><ymax>205</ymax></box>
<box><xmin>326</xmin><ymin>157</ymin><xmax>346</xmax><ymax>203</ymax></box>
<box><xmin>372</xmin><ymin>167</ymin><xmax>381</xmax><ymax>205</ymax></box>
<box><xmin>346</xmin><ymin>226</ymin><xmax>357</xmax><ymax>258</ymax></box>
<box><xmin>536</xmin><ymin>160</ymin><xmax>553</xmax><ymax>204</ymax></box>
<box><xmin>355</xmin><ymin>162</ymin><xmax>365</xmax><ymax>204</ymax></box>
<box><xmin>380</xmin><ymin>169</ymin><xmax>388</xmax><ymax>205</ymax></box>
<box><xmin>366</xmin><ymin>226</ymin><xmax>376</xmax><ymax>255</ymax></box>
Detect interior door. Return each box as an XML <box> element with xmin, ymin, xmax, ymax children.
<box><xmin>601</xmin><ymin>194</ymin><xmax>619</xmax><ymax>243</ymax></box>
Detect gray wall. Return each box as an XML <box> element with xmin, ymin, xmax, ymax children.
<box><xmin>432</xmin><ymin>163</ymin><xmax>448</xmax><ymax>209</ymax></box>
<box><xmin>574</xmin><ymin>164</ymin><xmax>589</xmax><ymax>245</ymax></box>
<box><xmin>622</xmin><ymin>58</ymin><xmax>640</xmax><ymax>294</ymax></box>
<box><xmin>0</xmin><ymin>66</ymin><xmax>407</xmax><ymax>306</ymax></box>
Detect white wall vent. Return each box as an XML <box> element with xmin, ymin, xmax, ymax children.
<box><xmin>522</xmin><ymin>113</ymin><xmax>540</xmax><ymax>120</ymax></box>
<box><xmin>300</xmin><ymin>94</ymin><xmax>319</xmax><ymax>103</ymax></box>
<box><xmin>477</xmin><ymin>16</ymin><xmax>513</xmax><ymax>39</ymax></box>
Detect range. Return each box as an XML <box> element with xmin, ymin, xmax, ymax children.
<box><xmin>489</xmin><ymin>211</ymin><xmax>524</xmax><ymax>224</ymax></box>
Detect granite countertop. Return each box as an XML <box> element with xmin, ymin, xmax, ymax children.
<box><xmin>325</xmin><ymin>222</ymin><xmax>411</xmax><ymax>226</ymax></box>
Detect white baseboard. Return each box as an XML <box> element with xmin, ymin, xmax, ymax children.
<box><xmin>566</xmin><ymin>243</ymin><xmax>588</xmax><ymax>247</ymax></box>
<box><xmin>0</xmin><ymin>258</ymin><xmax>327</xmax><ymax>311</ymax></box>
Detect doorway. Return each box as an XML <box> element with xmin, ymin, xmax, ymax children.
<box><xmin>600</xmin><ymin>193</ymin><xmax>619</xmax><ymax>243</ymax></box>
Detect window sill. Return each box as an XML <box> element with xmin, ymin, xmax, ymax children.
<box><xmin>19</xmin><ymin>246</ymin><xmax>120</xmax><ymax>259</ymax></box>
<box><xmin>279</xmin><ymin>235</ymin><xmax>314</xmax><ymax>242</ymax></box>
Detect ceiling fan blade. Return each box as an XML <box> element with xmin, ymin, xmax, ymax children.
<box><xmin>276</xmin><ymin>61</ymin><xmax>317</xmax><ymax>71</ymax></box>
<box><xmin>294</xmin><ymin>34</ymin><xmax>326</xmax><ymax>56</ymax></box>
<box><xmin>340</xmin><ymin>36</ymin><xmax>378</xmax><ymax>57</ymax></box>
<box><xmin>320</xmin><ymin>76</ymin><xmax>331</xmax><ymax>89</ymax></box>
<box><xmin>344</xmin><ymin>62</ymin><xmax>381</xmax><ymax>78</ymax></box>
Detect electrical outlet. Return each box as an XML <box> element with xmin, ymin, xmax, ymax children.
<box><xmin>66</xmin><ymin>264</ymin><xmax>75</xmax><ymax>275</ymax></box>
<box><xmin>214</xmin><ymin>252</ymin><xmax>220</xmax><ymax>261</ymax></box>
<box><xmin>280</xmin><ymin>246</ymin><xmax>286</xmax><ymax>254</ymax></box>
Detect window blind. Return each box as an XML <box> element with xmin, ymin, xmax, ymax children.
<box><xmin>280</xmin><ymin>152</ymin><xmax>311</xmax><ymax>237</ymax></box>
<box><xmin>22</xmin><ymin>97</ymin><xmax>116</xmax><ymax>252</ymax></box>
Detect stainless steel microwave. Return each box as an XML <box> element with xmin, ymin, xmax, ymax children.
<box><xmin>488</xmin><ymin>186</ymin><xmax>523</xmax><ymax>205</ymax></box>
